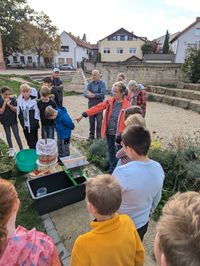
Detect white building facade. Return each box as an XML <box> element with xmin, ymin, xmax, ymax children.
<box><xmin>53</xmin><ymin>31</ymin><xmax>91</xmax><ymax>68</ymax></box>
<box><xmin>171</xmin><ymin>17</ymin><xmax>200</xmax><ymax>63</ymax></box>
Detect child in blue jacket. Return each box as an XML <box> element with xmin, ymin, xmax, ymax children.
<box><xmin>45</xmin><ymin>106</ymin><xmax>75</xmax><ymax>157</ymax></box>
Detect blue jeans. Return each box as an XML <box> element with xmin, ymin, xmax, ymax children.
<box><xmin>41</xmin><ymin>125</ymin><xmax>54</xmax><ymax>139</ymax></box>
<box><xmin>106</xmin><ymin>134</ymin><xmax>118</xmax><ymax>172</ymax></box>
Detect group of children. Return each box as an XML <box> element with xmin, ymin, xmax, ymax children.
<box><xmin>0</xmin><ymin>70</ymin><xmax>74</xmax><ymax>157</ymax></box>
<box><xmin>0</xmin><ymin>69</ymin><xmax>199</xmax><ymax>265</ymax></box>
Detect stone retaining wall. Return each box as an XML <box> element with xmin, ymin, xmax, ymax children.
<box><xmin>84</xmin><ymin>62</ymin><xmax>183</xmax><ymax>88</ymax></box>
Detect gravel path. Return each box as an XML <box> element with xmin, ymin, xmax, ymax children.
<box><xmin>65</xmin><ymin>95</ymin><xmax>200</xmax><ymax>146</ymax></box>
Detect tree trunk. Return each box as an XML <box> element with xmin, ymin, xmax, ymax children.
<box><xmin>38</xmin><ymin>53</ymin><xmax>41</xmax><ymax>69</ymax></box>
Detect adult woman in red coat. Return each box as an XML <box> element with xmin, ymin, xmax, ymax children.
<box><xmin>76</xmin><ymin>81</ymin><xmax>130</xmax><ymax>173</ymax></box>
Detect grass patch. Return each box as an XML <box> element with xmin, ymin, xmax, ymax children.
<box><xmin>63</xmin><ymin>91</ymin><xmax>82</xmax><ymax>96</ymax></box>
<box><xmin>0</xmin><ymin>74</ymin><xmax>40</xmax><ymax>96</ymax></box>
<box><xmin>14</xmin><ymin>168</ymin><xmax>44</xmax><ymax>232</ymax></box>
<box><xmin>0</xmin><ymin>139</ymin><xmax>44</xmax><ymax>232</ymax></box>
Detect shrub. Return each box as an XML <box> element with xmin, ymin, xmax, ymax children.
<box><xmin>87</xmin><ymin>139</ymin><xmax>109</xmax><ymax>171</ymax></box>
<box><xmin>182</xmin><ymin>48</ymin><xmax>200</xmax><ymax>83</ymax></box>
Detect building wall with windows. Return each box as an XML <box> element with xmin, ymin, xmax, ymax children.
<box><xmin>171</xmin><ymin>19</ymin><xmax>200</xmax><ymax>63</ymax></box>
<box><xmin>7</xmin><ymin>51</ymin><xmax>44</xmax><ymax>67</ymax></box>
<box><xmin>99</xmin><ymin>35</ymin><xmax>145</xmax><ymax>62</ymax></box>
<box><xmin>54</xmin><ymin>31</ymin><xmax>76</xmax><ymax>67</ymax></box>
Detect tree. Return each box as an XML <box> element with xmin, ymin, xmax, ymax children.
<box><xmin>182</xmin><ymin>48</ymin><xmax>200</xmax><ymax>83</ymax></box>
<box><xmin>0</xmin><ymin>0</ymin><xmax>33</xmax><ymax>57</ymax></box>
<box><xmin>82</xmin><ymin>33</ymin><xmax>87</xmax><ymax>42</ymax></box>
<box><xmin>163</xmin><ymin>30</ymin><xmax>170</xmax><ymax>54</ymax></box>
<box><xmin>19</xmin><ymin>12</ymin><xmax>60</xmax><ymax>68</ymax></box>
<box><xmin>141</xmin><ymin>42</ymin><xmax>154</xmax><ymax>55</ymax></box>
<box><xmin>96</xmin><ymin>52</ymin><xmax>101</xmax><ymax>63</ymax></box>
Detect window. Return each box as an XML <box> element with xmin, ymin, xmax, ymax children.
<box><xmin>103</xmin><ymin>48</ymin><xmax>110</xmax><ymax>54</ymax></box>
<box><xmin>195</xmin><ymin>28</ymin><xmax>200</xmax><ymax>36</ymax></box>
<box><xmin>129</xmin><ymin>48</ymin><xmax>137</xmax><ymax>54</ymax></box>
<box><xmin>20</xmin><ymin>56</ymin><xmax>25</xmax><ymax>63</ymax></box>
<box><xmin>120</xmin><ymin>35</ymin><xmax>125</xmax><ymax>41</ymax></box>
<box><xmin>61</xmin><ymin>46</ymin><xmax>69</xmax><ymax>52</ymax></box>
<box><xmin>116</xmin><ymin>48</ymin><xmax>123</xmax><ymax>54</ymax></box>
<box><xmin>13</xmin><ymin>56</ymin><xmax>17</xmax><ymax>62</ymax></box>
<box><xmin>58</xmin><ymin>58</ymin><xmax>65</xmax><ymax>65</ymax></box>
<box><xmin>27</xmin><ymin>56</ymin><xmax>32</xmax><ymax>63</ymax></box>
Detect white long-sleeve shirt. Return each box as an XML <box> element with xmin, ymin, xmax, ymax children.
<box><xmin>113</xmin><ymin>160</ymin><xmax>165</xmax><ymax>229</ymax></box>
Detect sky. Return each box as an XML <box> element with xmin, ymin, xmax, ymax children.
<box><xmin>27</xmin><ymin>0</ymin><xmax>200</xmax><ymax>43</ymax></box>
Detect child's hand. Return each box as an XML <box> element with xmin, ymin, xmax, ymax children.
<box><xmin>75</xmin><ymin>115</ymin><xmax>83</xmax><ymax>122</ymax></box>
<box><xmin>6</xmin><ymin>100</ymin><xmax>11</xmax><ymax>106</ymax></box>
<box><xmin>4</xmin><ymin>98</ymin><xmax>10</xmax><ymax>103</ymax></box>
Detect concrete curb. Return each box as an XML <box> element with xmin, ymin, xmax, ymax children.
<box><xmin>41</xmin><ymin>213</ymin><xmax>71</xmax><ymax>266</ymax></box>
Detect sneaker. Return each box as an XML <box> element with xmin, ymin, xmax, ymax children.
<box><xmin>8</xmin><ymin>148</ymin><xmax>15</xmax><ymax>157</ymax></box>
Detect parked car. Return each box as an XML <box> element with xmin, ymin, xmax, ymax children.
<box><xmin>7</xmin><ymin>61</ymin><xmax>26</xmax><ymax>69</ymax></box>
<box><xmin>59</xmin><ymin>64</ymin><xmax>74</xmax><ymax>70</ymax></box>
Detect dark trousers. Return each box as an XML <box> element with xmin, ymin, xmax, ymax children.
<box><xmin>89</xmin><ymin>112</ymin><xmax>103</xmax><ymax>139</ymax></box>
<box><xmin>137</xmin><ymin>222</ymin><xmax>149</xmax><ymax>241</ymax></box>
<box><xmin>41</xmin><ymin>125</ymin><xmax>54</xmax><ymax>139</ymax></box>
<box><xmin>106</xmin><ymin>134</ymin><xmax>118</xmax><ymax>172</ymax></box>
<box><xmin>23</xmin><ymin>127</ymin><xmax>38</xmax><ymax>149</ymax></box>
<box><xmin>57</xmin><ymin>138</ymin><xmax>70</xmax><ymax>157</ymax></box>
<box><xmin>3</xmin><ymin>124</ymin><xmax>23</xmax><ymax>150</ymax></box>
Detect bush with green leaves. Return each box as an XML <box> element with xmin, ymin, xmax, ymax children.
<box><xmin>87</xmin><ymin>139</ymin><xmax>109</xmax><ymax>170</ymax></box>
<box><xmin>182</xmin><ymin>48</ymin><xmax>200</xmax><ymax>83</ymax></box>
<box><xmin>150</xmin><ymin>143</ymin><xmax>200</xmax><ymax>220</ymax></box>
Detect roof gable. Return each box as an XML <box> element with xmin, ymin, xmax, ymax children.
<box><xmin>170</xmin><ymin>17</ymin><xmax>200</xmax><ymax>43</ymax></box>
<box><xmin>62</xmin><ymin>31</ymin><xmax>92</xmax><ymax>49</ymax></box>
<box><xmin>100</xmin><ymin>27</ymin><xmax>144</xmax><ymax>41</ymax></box>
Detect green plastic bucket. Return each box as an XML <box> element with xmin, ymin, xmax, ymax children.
<box><xmin>16</xmin><ymin>149</ymin><xmax>38</xmax><ymax>172</ymax></box>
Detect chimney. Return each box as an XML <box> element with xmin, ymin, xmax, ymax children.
<box><xmin>197</xmin><ymin>17</ymin><xmax>200</xmax><ymax>21</ymax></box>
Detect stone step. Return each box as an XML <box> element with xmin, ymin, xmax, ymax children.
<box><xmin>30</xmin><ymin>71</ymin><xmax>75</xmax><ymax>82</ymax></box>
<box><xmin>147</xmin><ymin>86</ymin><xmax>200</xmax><ymax>101</ymax></box>
<box><xmin>177</xmin><ymin>82</ymin><xmax>200</xmax><ymax>91</ymax></box>
<box><xmin>147</xmin><ymin>92</ymin><xmax>200</xmax><ymax>113</ymax></box>
<box><xmin>29</xmin><ymin>70</ymin><xmax>75</xmax><ymax>77</ymax></box>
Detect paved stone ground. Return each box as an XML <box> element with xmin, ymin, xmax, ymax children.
<box><xmin>1</xmin><ymin>95</ymin><xmax>200</xmax><ymax>265</ymax></box>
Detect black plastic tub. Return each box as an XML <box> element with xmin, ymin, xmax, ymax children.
<box><xmin>27</xmin><ymin>171</ymin><xmax>86</xmax><ymax>215</ymax></box>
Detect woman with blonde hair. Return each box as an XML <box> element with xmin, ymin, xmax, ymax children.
<box><xmin>76</xmin><ymin>81</ymin><xmax>130</xmax><ymax>173</ymax></box>
<box><xmin>0</xmin><ymin>178</ymin><xmax>60</xmax><ymax>265</ymax></box>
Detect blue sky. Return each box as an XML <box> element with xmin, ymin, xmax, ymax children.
<box><xmin>28</xmin><ymin>0</ymin><xmax>200</xmax><ymax>43</ymax></box>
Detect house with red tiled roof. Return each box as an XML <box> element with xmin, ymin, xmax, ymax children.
<box><xmin>98</xmin><ymin>28</ymin><xmax>145</xmax><ymax>62</ymax></box>
<box><xmin>54</xmin><ymin>31</ymin><xmax>98</xmax><ymax>68</ymax></box>
<box><xmin>170</xmin><ymin>17</ymin><xmax>200</xmax><ymax>63</ymax></box>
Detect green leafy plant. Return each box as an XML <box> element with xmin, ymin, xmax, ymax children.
<box><xmin>150</xmin><ymin>133</ymin><xmax>200</xmax><ymax>220</ymax></box>
<box><xmin>182</xmin><ymin>48</ymin><xmax>200</xmax><ymax>83</ymax></box>
<box><xmin>87</xmin><ymin>139</ymin><xmax>109</xmax><ymax>170</ymax></box>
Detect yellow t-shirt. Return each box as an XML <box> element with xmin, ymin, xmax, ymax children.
<box><xmin>70</xmin><ymin>213</ymin><xmax>144</xmax><ymax>266</ymax></box>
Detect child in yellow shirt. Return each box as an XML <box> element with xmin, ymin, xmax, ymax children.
<box><xmin>70</xmin><ymin>174</ymin><xmax>144</xmax><ymax>266</ymax></box>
